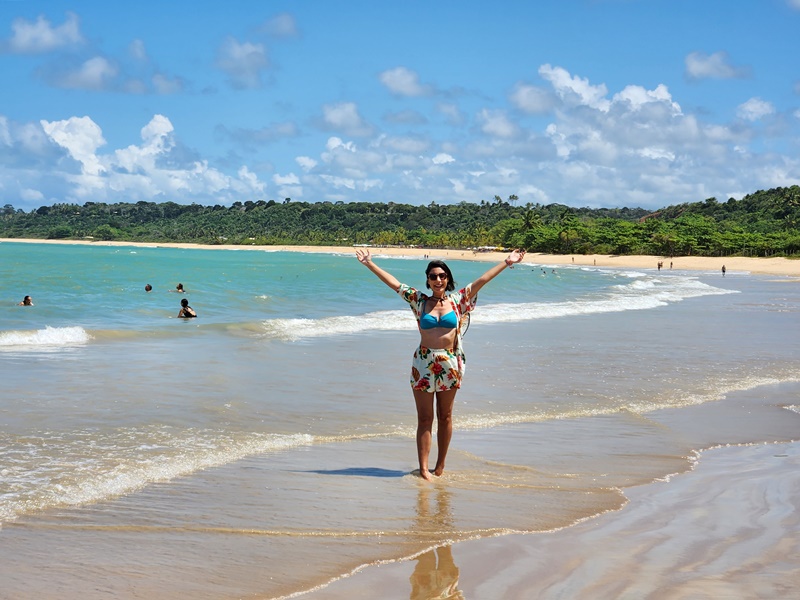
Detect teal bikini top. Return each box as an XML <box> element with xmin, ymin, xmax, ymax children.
<box><xmin>419</xmin><ymin>301</ymin><xmax>458</xmax><ymax>330</ymax></box>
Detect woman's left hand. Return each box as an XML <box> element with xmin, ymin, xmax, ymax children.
<box><xmin>507</xmin><ymin>249</ymin><xmax>526</xmax><ymax>264</ymax></box>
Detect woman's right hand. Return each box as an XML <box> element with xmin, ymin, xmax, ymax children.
<box><xmin>355</xmin><ymin>248</ymin><xmax>371</xmax><ymax>264</ymax></box>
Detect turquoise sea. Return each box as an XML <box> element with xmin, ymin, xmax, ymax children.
<box><xmin>1</xmin><ymin>240</ymin><xmax>799</xmax><ymax>599</ymax></box>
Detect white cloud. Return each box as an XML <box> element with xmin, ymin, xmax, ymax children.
<box><xmin>510</xmin><ymin>83</ymin><xmax>554</xmax><ymax>114</ymax></box>
<box><xmin>788</xmin><ymin>0</ymin><xmax>800</xmax><ymax>9</ymax></box>
<box><xmin>685</xmin><ymin>51</ymin><xmax>749</xmax><ymax>80</ymax></box>
<box><xmin>55</xmin><ymin>56</ymin><xmax>118</xmax><ymax>90</ymax></box>
<box><xmin>736</xmin><ymin>97</ymin><xmax>775</xmax><ymax>121</ymax></box>
<box><xmin>478</xmin><ymin>109</ymin><xmax>519</xmax><ymax>138</ymax></box>
<box><xmin>437</xmin><ymin>103</ymin><xmax>465</xmax><ymax>125</ymax></box>
<box><xmin>41</xmin><ymin>115</ymin><xmax>106</xmax><ymax>175</ymax></box>
<box><xmin>21</xmin><ymin>114</ymin><xmax>265</xmax><ymax>203</ymax></box>
<box><xmin>296</xmin><ymin>156</ymin><xmax>317</xmax><ymax>171</ymax></box>
<box><xmin>20</xmin><ymin>188</ymin><xmax>45</xmax><ymax>201</ymax></box>
<box><xmin>3</xmin><ymin>12</ymin><xmax>83</xmax><ymax>54</ymax></box>
<box><xmin>539</xmin><ymin>64</ymin><xmax>610</xmax><ymax>111</ymax></box>
<box><xmin>216</xmin><ymin>37</ymin><xmax>269</xmax><ymax>89</ymax></box>
<box><xmin>273</xmin><ymin>172</ymin><xmax>300</xmax><ymax>186</ymax></box>
<box><xmin>613</xmin><ymin>84</ymin><xmax>681</xmax><ymax>115</ymax></box>
<box><xmin>379</xmin><ymin>67</ymin><xmax>433</xmax><ymax>97</ymax></box>
<box><xmin>380</xmin><ymin>136</ymin><xmax>429</xmax><ymax>154</ymax></box>
<box><xmin>432</xmin><ymin>153</ymin><xmax>455</xmax><ymax>165</ymax></box>
<box><xmin>321</xmin><ymin>103</ymin><xmax>373</xmax><ymax>136</ymax></box>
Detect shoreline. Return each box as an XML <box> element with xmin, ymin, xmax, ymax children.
<box><xmin>302</xmin><ymin>440</ymin><xmax>800</xmax><ymax>599</ymax></box>
<box><xmin>2</xmin><ymin>237</ymin><xmax>799</xmax><ymax>277</ymax></box>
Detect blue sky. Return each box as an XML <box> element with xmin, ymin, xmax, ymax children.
<box><xmin>1</xmin><ymin>0</ymin><xmax>799</xmax><ymax>211</ymax></box>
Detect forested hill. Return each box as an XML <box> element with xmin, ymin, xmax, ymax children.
<box><xmin>1</xmin><ymin>185</ymin><xmax>799</xmax><ymax>258</ymax></box>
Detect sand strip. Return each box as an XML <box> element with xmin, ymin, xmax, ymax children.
<box><xmin>2</xmin><ymin>238</ymin><xmax>799</xmax><ymax>277</ymax></box>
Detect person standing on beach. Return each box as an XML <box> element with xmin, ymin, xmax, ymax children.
<box><xmin>356</xmin><ymin>248</ymin><xmax>525</xmax><ymax>480</ymax></box>
<box><xmin>722</xmin><ymin>265</ymin><xmax>726</xmax><ymax>277</ymax></box>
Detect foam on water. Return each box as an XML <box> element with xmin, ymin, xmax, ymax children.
<box><xmin>258</xmin><ymin>275</ymin><xmax>736</xmax><ymax>340</ymax></box>
<box><xmin>0</xmin><ymin>428</ymin><xmax>315</xmax><ymax>524</ymax></box>
<box><xmin>0</xmin><ymin>326</ymin><xmax>91</xmax><ymax>350</ymax></box>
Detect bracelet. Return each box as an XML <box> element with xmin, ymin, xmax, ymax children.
<box><xmin>505</xmin><ymin>258</ymin><xmax>514</xmax><ymax>269</ymax></box>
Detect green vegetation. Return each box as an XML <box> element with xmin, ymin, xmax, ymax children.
<box><xmin>2</xmin><ymin>186</ymin><xmax>799</xmax><ymax>257</ymax></box>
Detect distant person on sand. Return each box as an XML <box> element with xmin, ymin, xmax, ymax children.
<box><xmin>721</xmin><ymin>265</ymin><xmax>726</xmax><ymax>277</ymax></box>
<box><xmin>144</xmin><ymin>284</ymin><xmax>153</xmax><ymax>292</ymax></box>
<box><xmin>177</xmin><ymin>298</ymin><xmax>196</xmax><ymax>318</ymax></box>
<box><xmin>18</xmin><ymin>295</ymin><xmax>33</xmax><ymax>306</ymax></box>
<box><xmin>356</xmin><ymin>247</ymin><xmax>525</xmax><ymax>481</ymax></box>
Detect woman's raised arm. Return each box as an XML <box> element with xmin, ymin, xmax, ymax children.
<box><xmin>356</xmin><ymin>248</ymin><xmax>402</xmax><ymax>292</ymax></box>
<box><xmin>468</xmin><ymin>249</ymin><xmax>525</xmax><ymax>296</ymax></box>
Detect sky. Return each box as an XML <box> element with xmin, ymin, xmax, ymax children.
<box><xmin>1</xmin><ymin>0</ymin><xmax>799</xmax><ymax>211</ymax></box>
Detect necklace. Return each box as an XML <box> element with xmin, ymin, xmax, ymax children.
<box><xmin>430</xmin><ymin>295</ymin><xmax>446</xmax><ymax>303</ymax></box>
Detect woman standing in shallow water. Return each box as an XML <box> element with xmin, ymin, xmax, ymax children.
<box><xmin>356</xmin><ymin>249</ymin><xmax>525</xmax><ymax>480</ymax></box>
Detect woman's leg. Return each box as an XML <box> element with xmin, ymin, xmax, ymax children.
<box><xmin>433</xmin><ymin>388</ymin><xmax>457</xmax><ymax>476</ymax></box>
<box><xmin>413</xmin><ymin>389</ymin><xmax>435</xmax><ymax>481</ymax></box>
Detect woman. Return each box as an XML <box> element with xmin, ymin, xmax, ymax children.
<box><xmin>18</xmin><ymin>295</ymin><xmax>33</xmax><ymax>306</ymax></box>
<box><xmin>356</xmin><ymin>248</ymin><xmax>525</xmax><ymax>480</ymax></box>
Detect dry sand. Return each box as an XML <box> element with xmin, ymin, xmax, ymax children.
<box><xmin>3</xmin><ymin>238</ymin><xmax>799</xmax><ymax>278</ymax></box>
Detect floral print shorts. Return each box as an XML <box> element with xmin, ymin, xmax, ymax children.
<box><xmin>410</xmin><ymin>346</ymin><xmax>463</xmax><ymax>393</ymax></box>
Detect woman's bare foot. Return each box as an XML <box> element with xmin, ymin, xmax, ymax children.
<box><xmin>419</xmin><ymin>469</ymin><xmax>434</xmax><ymax>481</ymax></box>
<box><xmin>433</xmin><ymin>463</ymin><xmax>444</xmax><ymax>477</ymax></box>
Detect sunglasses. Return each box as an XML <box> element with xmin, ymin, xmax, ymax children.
<box><xmin>428</xmin><ymin>272</ymin><xmax>448</xmax><ymax>281</ymax></box>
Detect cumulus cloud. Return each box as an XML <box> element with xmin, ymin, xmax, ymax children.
<box><xmin>48</xmin><ymin>56</ymin><xmax>119</xmax><ymax>90</ymax></box>
<box><xmin>216</xmin><ymin>37</ymin><xmax>269</xmax><ymax>89</ymax></box>
<box><xmin>539</xmin><ymin>64</ymin><xmax>610</xmax><ymax>111</ymax></box>
<box><xmin>685</xmin><ymin>51</ymin><xmax>750</xmax><ymax>80</ymax></box>
<box><xmin>736</xmin><ymin>97</ymin><xmax>775</xmax><ymax>121</ymax></box>
<box><xmin>41</xmin><ymin>115</ymin><xmax>106</xmax><ymax>175</ymax></box>
<box><xmin>321</xmin><ymin>102</ymin><xmax>373</xmax><ymax>137</ymax></box>
<box><xmin>296</xmin><ymin>156</ymin><xmax>317</xmax><ymax>171</ymax></box>
<box><xmin>16</xmin><ymin>114</ymin><xmax>267</xmax><ymax>203</ymax></box>
<box><xmin>509</xmin><ymin>83</ymin><xmax>555</xmax><ymax>114</ymax></box>
<box><xmin>478</xmin><ymin>109</ymin><xmax>519</xmax><ymax>138</ymax></box>
<box><xmin>432</xmin><ymin>153</ymin><xmax>455</xmax><ymax>165</ymax></box>
<box><xmin>2</xmin><ymin>12</ymin><xmax>83</xmax><ymax>54</ymax></box>
<box><xmin>379</xmin><ymin>67</ymin><xmax>434</xmax><ymax>97</ymax></box>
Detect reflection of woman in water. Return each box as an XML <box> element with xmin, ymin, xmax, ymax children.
<box><xmin>177</xmin><ymin>298</ymin><xmax>196</xmax><ymax>318</ymax></box>
<box><xmin>410</xmin><ymin>486</ymin><xmax>463</xmax><ymax>600</ymax></box>
<box><xmin>356</xmin><ymin>248</ymin><xmax>525</xmax><ymax>480</ymax></box>
<box><xmin>18</xmin><ymin>295</ymin><xmax>33</xmax><ymax>306</ymax></box>
<box><xmin>409</xmin><ymin>546</ymin><xmax>463</xmax><ymax>600</ymax></box>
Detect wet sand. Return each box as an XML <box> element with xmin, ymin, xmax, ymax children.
<box><xmin>302</xmin><ymin>441</ymin><xmax>800</xmax><ymax>599</ymax></box>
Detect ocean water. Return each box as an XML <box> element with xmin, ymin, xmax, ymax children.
<box><xmin>1</xmin><ymin>241</ymin><xmax>798</xmax><ymax>599</ymax></box>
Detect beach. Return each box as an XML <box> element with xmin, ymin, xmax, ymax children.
<box><xmin>304</xmin><ymin>441</ymin><xmax>800</xmax><ymax>599</ymax></box>
<box><xmin>1</xmin><ymin>239</ymin><xmax>798</xmax><ymax>599</ymax></box>
<box><xmin>3</xmin><ymin>237</ymin><xmax>800</xmax><ymax>277</ymax></box>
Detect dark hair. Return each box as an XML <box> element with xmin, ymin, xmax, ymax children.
<box><xmin>425</xmin><ymin>260</ymin><xmax>455</xmax><ymax>292</ymax></box>
<box><xmin>180</xmin><ymin>298</ymin><xmax>189</xmax><ymax>307</ymax></box>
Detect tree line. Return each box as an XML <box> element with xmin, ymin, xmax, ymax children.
<box><xmin>1</xmin><ymin>185</ymin><xmax>799</xmax><ymax>257</ymax></box>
